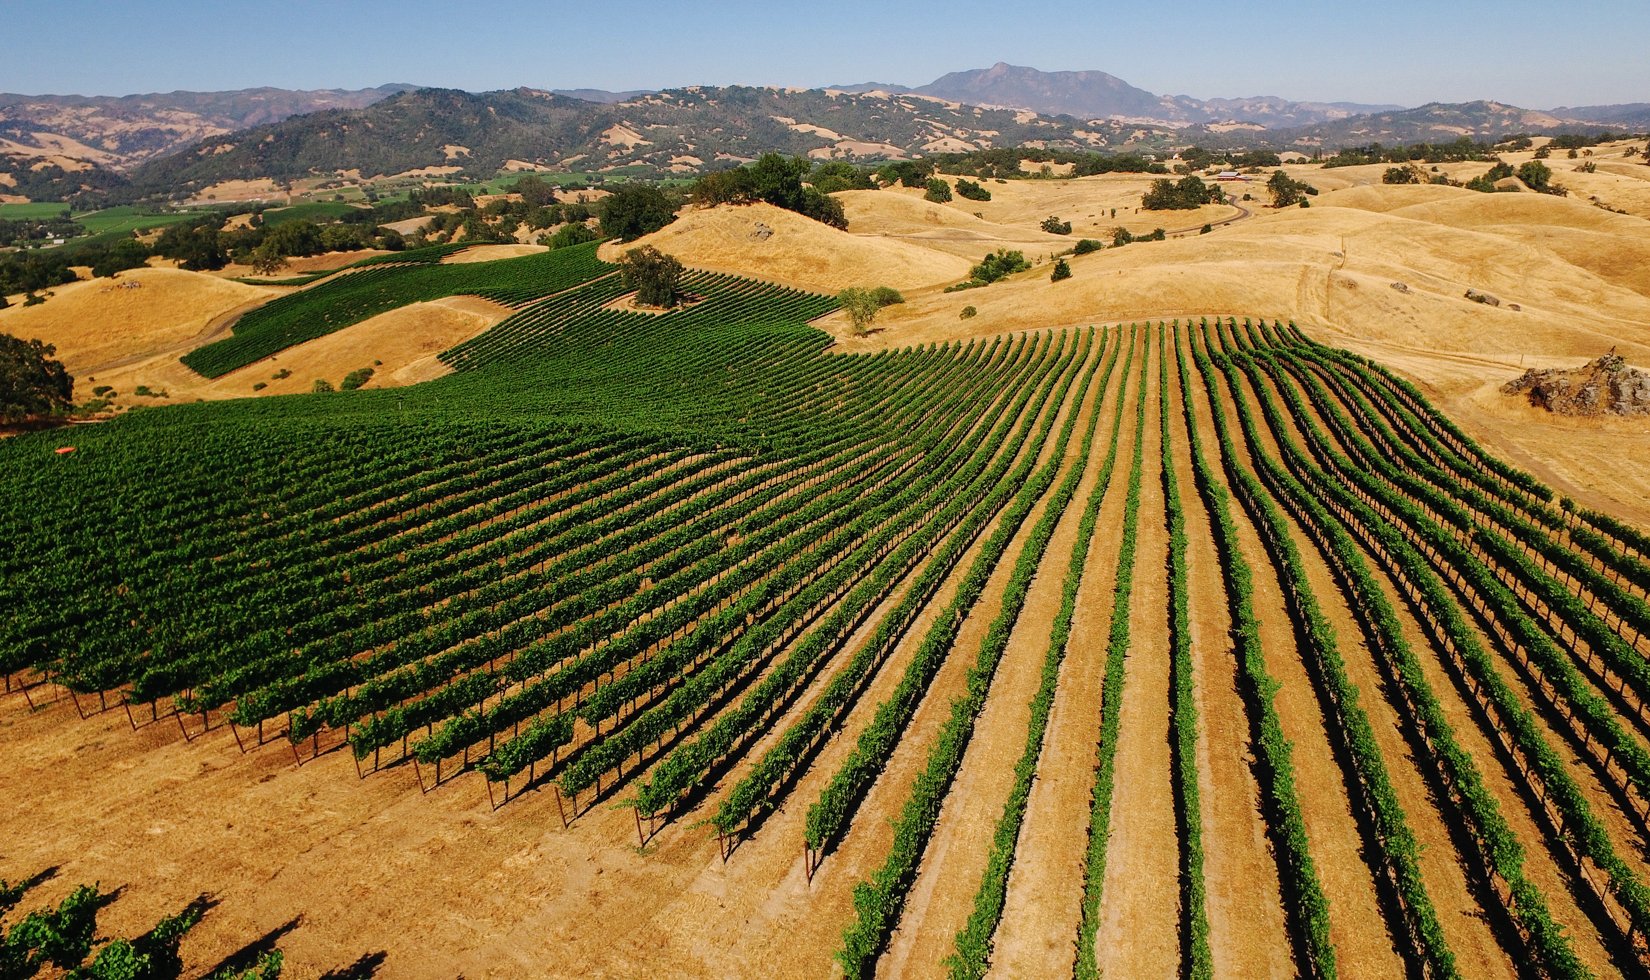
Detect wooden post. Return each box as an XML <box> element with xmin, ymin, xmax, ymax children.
<box><xmin>555</xmin><ymin>786</ymin><xmax>568</xmax><ymax>829</ymax></box>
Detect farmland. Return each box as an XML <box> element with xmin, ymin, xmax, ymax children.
<box><xmin>7</xmin><ymin>262</ymin><xmax>1650</xmax><ymax>974</ymax></box>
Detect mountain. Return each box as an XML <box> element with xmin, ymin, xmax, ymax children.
<box><xmin>1549</xmin><ymin>103</ymin><xmax>1650</xmax><ymax>128</ymax></box>
<box><xmin>0</xmin><ymin>84</ymin><xmax>416</xmax><ymax>169</ymax></box>
<box><xmin>551</xmin><ymin>88</ymin><xmax>655</xmax><ymax>104</ymax></box>
<box><xmin>126</xmin><ymin>85</ymin><xmax>1178</xmax><ymax>194</ymax></box>
<box><xmin>1220</xmin><ymin>100</ymin><xmax>1623</xmax><ymax>150</ymax></box>
<box><xmin>825</xmin><ymin>82</ymin><xmax>914</xmax><ymax>96</ymax></box>
<box><xmin>916</xmin><ymin>63</ymin><xmax>1171</xmax><ymax>121</ymax></box>
<box><xmin>908</xmin><ymin>62</ymin><xmax>1404</xmax><ymax>127</ymax></box>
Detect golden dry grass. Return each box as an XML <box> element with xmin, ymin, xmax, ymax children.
<box><xmin>83</xmin><ymin>296</ymin><xmax>510</xmax><ymax>403</ymax></box>
<box><xmin>440</xmin><ymin>243</ymin><xmax>547</xmax><ymax>264</ymax></box>
<box><xmin>605</xmin><ymin>201</ymin><xmax>973</xmax><ymax>293</ymax></box>
<box><xmin>0</xmin><ymin>268</ymin><xmax>277</xmax><ymax>376</ymax></box>
<box><xmin>818</xmin><ymin>175</ymin><xmax>1650</xmax><ymax>522</ymax></box>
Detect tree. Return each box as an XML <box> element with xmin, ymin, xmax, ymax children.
<box><xmin>599</xmin><ymin>184</ymin><xmax>678</xmax><ymax>241</ymax></box>
<box><xmin>924</xmin><ymin>178</ymin><xmax>953</xmax><ymax>203</ymax></box>
<box><xmin>953</xmin><ymin>178</ymin><xmax>991</xmax><ymax>201</ymax></box>
<box><xmin>250</xmin><ymin>243</ymin><xmax>287</xmax><ymax>276</ymax></box>
<box><xmin>837</xmin><ymin>287</ymin><xmax>880</xmax><ymax>335</ymax></box>
<box><xmin>1266</xmin><ymin>170</ymin><xmax>1313</xmax><ymax>208</ymax></box>
<box><xmin>1383</xmin><ymin>166</ymin><xmax>1420</xmax><ymax>185</ymax></box>
<box><xmin>1050</xmin><ymin>258</ymin><xmax>1072</xmax><ymax>282</ymax></box>
<box><xmin>543</xmin><ymin>223</ymin><xmax>599</xmax><ymax>249</ymax></box>
<box><xmin>0</xmin><ymin>334</ymin><xmax>74</xmax><ymax>422</ymax></box>
<box><xmin>1073</xmin><ymin>239</ymin><xmax>1103</xmax><ymax>255</ymax></box>
<box><xmin>509</xmin><ymin>175</ymin><xmax>558</xmax><ymax>207</ymax></box>
<box><xmin>1040</xmin><ymin>215</ymin><xmax>1072</xmax><ymax>234</ymax></box>
<box><xmin>619</xmin><ymin>245</ymin><xmax>684</xmax><ymax>308</ymax></box>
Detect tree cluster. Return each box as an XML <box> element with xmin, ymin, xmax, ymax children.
<box><xmin>688</xmin><ymin>153</ymin><xmax>847</xmax><ymax>229</ymax></box>
<box><xmin>599</xmin><ymin>184</ymin><xmax>681</xmax><ymax>241</ymax></box>
<box><xmin>968</xmin><ymin>249</ymin><xmax>1030</xmax><ymax>284</ymax></box>
<box><xmin>953</xmin><ymin>178</ymin><xmax>991</xmax><ymax>201</ymax></box>
<box><xmin>923</xmin><ymin>178</ymin><xmax>953</xmax><ymax>204</ymax></box>
<box><xmin>1142</xmin><ymin>176</ymin><xmax>1223</xmax><ymax>210</ymax></box>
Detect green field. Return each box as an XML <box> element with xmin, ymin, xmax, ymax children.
<box><xmin>261</xmin><ymin>201</ymin><xmax>367</xmax><ymax>225</ymax></box>
<box><xmin>0</xmin><ymin>202</ymin><xmax>72</xmax><ymax>221</ymax></box>
<box><xmin>72</xmin><ymin>206</ymin><xmax>211</xmax><ymax>237</ymax></box>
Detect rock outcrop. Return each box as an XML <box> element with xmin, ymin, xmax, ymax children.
<box><xmin>1503</xmin><ymin>349</ymin><xmax>1650</xmax><ymax>416</ymax></box>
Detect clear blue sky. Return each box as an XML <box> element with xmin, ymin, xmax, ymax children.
<box><xmin>3</xmin><ymin>0</ymin><xmax>1645</xmax><ymax>109</ymax></box>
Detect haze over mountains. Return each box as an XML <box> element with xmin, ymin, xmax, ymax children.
<box><xmin>1</xmin><ymin>64</ymin><xmax>1645</xmax><ymax>204</ymax></box>
<box><xmin>0</xmin><ymin>85</ymin><xmax>415</xmax><ymax>166</ymax></box>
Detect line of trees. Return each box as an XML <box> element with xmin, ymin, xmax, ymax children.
<box><xmin>689</xmin><ymin>153</ymin><xmax>847</xmax><ymax>229</ymax></box>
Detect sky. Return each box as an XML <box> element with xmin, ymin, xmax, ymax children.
<box><xmin>2</xmin><ymin>0</ymin><xmax>1646</xmax><ymax>109</ymax></box>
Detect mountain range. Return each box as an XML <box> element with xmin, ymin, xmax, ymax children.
<box><xmin>0</xmin><ymin>85</ymin><xmax>416</xmax><ymax>168</ymax></box>
<box><xmin>1</xmin><ymin>65</ymin><xmax>1644</xmax><ymax>205</ymax></box>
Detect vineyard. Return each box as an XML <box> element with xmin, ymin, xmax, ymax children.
<box><xmin>180</xmin><ymin>240</ymin><xmax>611</xmax><ymax>378</ymax></box>
<box><xmin>7</xmin><ymin>277</ymin><xmax>1650</xmax><ymax>976</ymax></box>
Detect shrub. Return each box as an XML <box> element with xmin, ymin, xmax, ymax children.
<box><xmin>1112</xmin><ymin>227</ymin><xmax>1135</xmax><ymax>247</ymax></box>
<box><xmin>1040</xmin><ymin>215</ymin><xmax>1072</xmax><ymax>234</ymax></box>
<box><xmin>869</xmin><ymin>286</ymin><xmax>904</xmax><ymax>307</ymax></box>
<box><xmin>272</xmin><ymin>368</ymin><xmax>291</xmax><ymax>380</ymax></box>
<box><xmin>1073</xmin><ymin>239</ymin><xmax>1103</xmax><ymax>255</ymax></box>
<box><xmin>252</xmin><ymin>382</ymin><xmax>267</xmax><ymax>391</ymax></box>
<box><xmin>1147</xmin><ymin>228</ymin><xmax>1167</xmax><ymax>240</ymax></box>
<box><xmin>959</xmin><ymin>305</ymin><xmax>977</xmax><ymax>319</ymax></box>
<box><xmin>1050</xmin><ymin>258</ymin><xmax>1072</xmax><ymax>282</ymax></box>
<box><xmin>1200</xmin><ymin>224</ymin><xmax>1212</xmax><ymax>234</ymax></box>
<box><xmin>954</xmin><ymin>178</ymin><xmax>992</xmax><ymax>201</ymax></box>
<box><xmin>923</xmin><ymin>178</ymin><xmax>953</xmax><ymax>203</ymax></box>
<box><xmin>1383</xmin><ymin>166</ymin><xmax>1420</xmax><ymax>185</ymax></box>
<box><xmin>312</xmin><ymin>379</ymin><xmax>335</xmax><ymax>393</ymax></box>
<box><xmin>341</xmin><ymin>367</ymin><xmax>375</xmax><ymax>390</ymax></box>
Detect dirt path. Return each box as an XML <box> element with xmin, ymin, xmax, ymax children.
<box><xmin>1169</xmin><ymin>329</ymin><xmax>1294</xmax><ymax>977</ymax></box>
<box><xmin>1092</xmin><ymin>329</ymin><xmax>1183</xmax><ymax>978</ymax></box>
<box><xmin>988</xmin><ymin>332</ymin><xmax>1139</xmax><ymax>976</ymax></box>
<box><xmin>1203</xmin><ymin>356</ymin><xmax>1406</xmax><ymax>976</ymax></box>
<box><xmin>878</xmin><ymin>332</ymin><xmax>1113</xmax><ymax>975</ymax></box>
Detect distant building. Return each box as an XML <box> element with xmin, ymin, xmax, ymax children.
<box><xmin>1215</xmin><ymin>171</ymin><xmax>1246</xmax><ymax>182</ymax></box>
